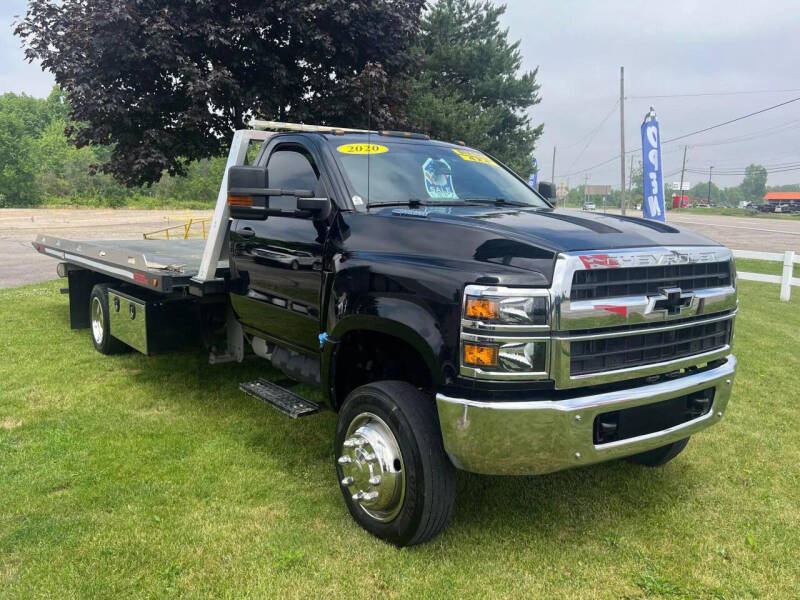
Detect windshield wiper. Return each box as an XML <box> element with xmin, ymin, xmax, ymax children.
<box><xmin>464</xmin><ymin>197</ymin><xmax>530</xmax><ymax>207</ymax></box>
<box><xmin>368</xmin><ymin>198</ymin><xmax>478</xmax><ymax>208</ymax></box>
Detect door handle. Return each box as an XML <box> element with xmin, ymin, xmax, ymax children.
<box><xmin>239</xmin><ymin>227</ymin><xmax>255</xmax><ymax>239</ymax></box>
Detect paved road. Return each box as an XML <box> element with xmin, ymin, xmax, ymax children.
<box><xmin>0</xmin><ymin>208</ymin><xmax>212</xmax><ymax>289</ymax></box>
<box><xmin>594</xmin><ymin>208</ymin><xmax>800</xmax><ymax>253</ymax></box>
<box><xmin>663</xmin><ymin>213</ymin><xmax>800</xmax><ymax>253</ymax></box>
<box><xmin>2</xmin><ymin>208</ymin><xmax>798</xmax><ymax>289</ymax></box>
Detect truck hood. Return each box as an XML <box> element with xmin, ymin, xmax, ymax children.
<box><xmin>403</xmin><ymin>206</ymin><xmax>719</xmax><ymax>252</ymax></box>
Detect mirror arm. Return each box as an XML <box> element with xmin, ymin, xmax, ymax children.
<box><xmin>228</xmin><ymin>187</ymin><xmax>315</xmax><ymax>198</ymax></box>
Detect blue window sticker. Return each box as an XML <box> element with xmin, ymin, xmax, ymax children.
<box><xmin>422</xmin><ymin>158</ymin><xmax>457</xmax><ymax>200</ymax></box>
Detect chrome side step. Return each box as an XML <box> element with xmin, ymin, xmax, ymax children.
<box><xmin>239</xmin><ymin>378</ymin><xmax>320</xmax><ymax>418</ymax></box>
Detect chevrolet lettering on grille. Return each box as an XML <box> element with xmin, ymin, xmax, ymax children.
<box><xmin>578</xmin><ymin>251</ymin><xmax>719</xmax><ymax>270</ymax></box>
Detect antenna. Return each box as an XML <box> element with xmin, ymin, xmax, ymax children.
<box><xmin>367</xmin><ymin>69</ymin><xmax>373</xmax><ymax>208</ymax></box>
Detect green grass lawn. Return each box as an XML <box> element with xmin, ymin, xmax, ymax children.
<box><xmin>670</xmin><ymin>207</ymin><xmax>800</xmax><ymax>220</ymax></box>
<box><xmin>1</xmin><ymin>281</ymin><xmax>799</xmax><ymax>599</ymax></box>
<box><xmin>735</xmin><ymin>258</ymin><xmax>800</xmax><ymax>279</ymax></box>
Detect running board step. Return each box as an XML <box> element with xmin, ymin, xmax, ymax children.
<box><xmin>239</xmin><ymin>379</ymin><xmax>320</xmax><ymax>418</ymax></box>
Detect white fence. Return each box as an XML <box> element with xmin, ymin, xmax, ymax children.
<box><xmin>733</xmin><ymin>249</ymin><xmax>799</xmax><ymax>301</ymax></box>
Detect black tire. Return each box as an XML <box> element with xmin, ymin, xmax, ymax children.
<box><xmin>335</xmin><ymin>381</ymin><xmax>456</xmax><ymax>547</ymax></box>
<box><xmin>626</xmin><ymin>437</ymin><xmax>690</xmax><ymax>467</ymax></box>
<box><xmin>89</xmin><ymin>284</ymin><xmax>128</xmax><ymax>355</ymax></box>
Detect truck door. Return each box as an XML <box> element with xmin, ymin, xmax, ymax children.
<box><xmin>230</xmin><ymin>142</ymin><xmax>328</xmax><ymax>352</ymax></box>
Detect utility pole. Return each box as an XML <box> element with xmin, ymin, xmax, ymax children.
<box><xmin>678</xmin><ymin>146</ymin><xmax>688</xmax><ymax>211</ymax></box>
<box><xmin>584</xmin><ymin>174</ymin><xmax>590</xmax><ymax>208</ymax></box>
<box><xmin>628</xmin><ymin>154</ymin><xmax>634</xmax><ymax>199</ymax></box>
<box><xmin>707</xmin><ymin>166</ymin><xmax>714</xmax><ymax>205</ymax></box>
<box><xmin>551</xmin><ymin>146</ymin><xmax>556</xmax><ymax>185</ymax></box>
<box><xmin>619</xmin><ymin>66</ymin><xmax>626</xmax><ymax>216</ymax></box>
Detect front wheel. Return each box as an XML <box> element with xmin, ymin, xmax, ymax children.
<box><xmin>335</xmin><ymin>381</ymin><xmax>456</xmax><ymax>547</ymax></box>
<box><xmin>626</xmin><ymin>438</ymin><xmax>690</xmax><ymax>467</ymax></box>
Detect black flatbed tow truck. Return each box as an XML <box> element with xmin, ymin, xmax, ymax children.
<box><xmin>33</xmin><ymin>121</ymin><xmax>738</xmax><ymax>546</ymax></box>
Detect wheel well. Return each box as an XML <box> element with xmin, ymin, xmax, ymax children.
<box><xmin>332</xmin><ymin>330</ymin><xmax>433</xmax><ymax>410</ymax></box>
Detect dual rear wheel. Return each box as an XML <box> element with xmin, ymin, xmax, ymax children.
<box><xmin>88</xmin><ymin>284</ymin><xmax>128</xmax><ymax>355</ymax></box>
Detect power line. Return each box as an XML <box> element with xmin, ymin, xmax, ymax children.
<box><xmin>684</xmin><ymin>161</ymin><xmax>800</xmax><ymax>176</ymax></box>
<box><xmin>686</xmin><ymin>119</ymin><xmax>800</xmax><ymax>149</ymax></box>
<box><xmin>662</xmin><ymin>95</ymin><xmax>800</xmax><ymax>144</ymax></box>
<box><xmin>628</xmin><ymin>87</ymin><xmax>800</xmax><ymax>99</ymax></box>
<box><xmin>561</xmin><ymin>102</ymin><xmax>620</xmax><ymax>176</ymax></box>
<box><xmin>557</xmin><ymin>96</ymin><xmax>800</xmax><ymax>179</ymax></box>
<box><xmin>561</xmin><ymin>100</ymin><xmax>619</xmax><ymax>150</ymax></box>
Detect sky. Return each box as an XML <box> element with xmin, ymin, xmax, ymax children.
<box><xmin>2</xmin><ymin>0</ymin><xmax>799</xmax><ymax>188</ymax></box>
<box><xmin>499</xmin><ymin>0</ymin><xmax>800</xmax><ymax>188</ymax></box>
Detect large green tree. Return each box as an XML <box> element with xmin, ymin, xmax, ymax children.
<box><xmin>405</xmin><ymin>0</ymin><xmax>542</xmax><ymax>175</ymax></box>
<box><xmin>740</xmin><ymin>163</ymin><xmax>768</xmax><ymax>202</ymax></box>
<box><xmin>16</xmin><ymin>0</ymin><xmax>425</xmax><ymax>186</ymax></box>
<box><xmin>0</xmin><ymin>94</ymin><xmax>39</xmax><ymax>206</ymax></box>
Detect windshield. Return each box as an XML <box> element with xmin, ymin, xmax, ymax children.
<box><xmin>331</xmin><ymin>139</ymin><xmax>549</xmax><ymax>209</ymax></box>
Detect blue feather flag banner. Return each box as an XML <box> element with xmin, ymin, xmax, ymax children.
<box><xmin>641</xmin><ymin>109</ymin><xmax>665</xmax><ymax>221</ymax></box>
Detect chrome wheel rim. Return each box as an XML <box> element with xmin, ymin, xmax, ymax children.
<box><xmin>91</xmin><ymin>296</ymin><xmax>104</xmax><ymax>345</ymax></box>
<box><xmin>338</xmin><ymin>412</ymin><xmax>405</xmax><ymax>523</ymax></box>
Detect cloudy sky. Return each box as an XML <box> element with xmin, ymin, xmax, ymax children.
<box><xmin>2</xmin><ymin>0</ymin><xmax>799</xmax><ymax>187</ymax></box>
<box><xmin>500</xmin><ymin>0</ymin><xmax>800</xmax><ymax>187</ymax></box>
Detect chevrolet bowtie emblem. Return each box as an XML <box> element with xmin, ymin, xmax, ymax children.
<box><xmin>647</xmin><ymin>287</ymin><xmax>693</xmax><ymax>315</ymax></box>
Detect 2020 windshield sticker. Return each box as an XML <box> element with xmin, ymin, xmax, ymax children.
<box><xmin>337</xmin><ymin>143</ymin><xmax>388</xmax><ymax>155</ymax></box>
<box><xmin>422</xmin><ymin>158</ymin><xmax>457</xmax><ymax>199</ymax></box>
<box><xmin>452</xmin><ymin>148</ymin><xmax>497</xmax><ymax>166</ymax></box>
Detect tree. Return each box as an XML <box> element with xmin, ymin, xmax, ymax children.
<box><xmin>0</xmin><ymin>94</ymin><xmax>38</xmax><ymax>206</ymax></box>
<box><xmin>688</xmin><ymin>181</ymin><xmax>722</xmax><ymax>204</ymax></box>
<box><xmin>405</xmin><ymin>0</ymin><xmax>542</xmax><ymax>175</ymax></box>
<box><xmin>15</xmin><ymin>0</ymin><xmax>425</xmax><ymax>186</ymax></box>
<box><xmin>740</xmin><ymin>163</ymin><xmax>768</xmax><ymax>202</ymax></box>
<box><xmin>630</xmin><ymin>159</ymin><xmax>644</xmax><ymax>206</ymax></box>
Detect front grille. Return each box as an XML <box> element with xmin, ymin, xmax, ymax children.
<box><xmin>570</xmin><ymin>318</ymin><xmax>732</xmax><ymax>376</ymax></box>
<box><xmin>570</xmin><ymin>261</ymin><xmax>732</xmax><ymax>301</ymax></box>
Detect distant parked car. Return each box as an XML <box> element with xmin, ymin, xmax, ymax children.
<box><xmin>582</xmin><ymin>201</ymin><xmax>596</xmax><ymax>211</ymax></box>
<box><xmin>253</xmin><ymin>246</ymin><xmax>317</xmax><ymax>270</ymax></box>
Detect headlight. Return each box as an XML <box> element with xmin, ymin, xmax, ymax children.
<box><xmin>460</xmin><ymin>285</ymin><xmax>551</xmax><ymax>380</ymax></box>
<box><xmin>465</xmin><ymin>295</ymin><xmax>548</xmax><ymax>326</ymax></box>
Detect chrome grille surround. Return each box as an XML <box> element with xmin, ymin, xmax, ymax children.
<box><xmin>458</xmin><ymin>246</ymin><xmax>738</xmax><ymax>389</ymax></box>
<box><xmin>550</xmin><ymin>246</ymin><xmax>736</xmax><ymax>389</ymax></box>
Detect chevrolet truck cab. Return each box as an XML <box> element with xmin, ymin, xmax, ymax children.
<box><xmin>33</xmin><ymin>122</ymin><xmax>737</xmax><ymax>546</ymax></box>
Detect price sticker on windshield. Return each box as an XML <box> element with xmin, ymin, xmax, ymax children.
<box><xmin>337</xmin><ymin>143</ymin><xmax>388</xmax><ymax>155</ymax></box>
<box><xmin>452</xmin><ymin>148</ymin><xmax>497</xmax><ymax>166</ymax></box>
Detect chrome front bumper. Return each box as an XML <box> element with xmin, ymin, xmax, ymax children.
<box><xmin>436</xmin><ymin>355</ymin><xmax>736</xmax><ymax>475</ymax></box>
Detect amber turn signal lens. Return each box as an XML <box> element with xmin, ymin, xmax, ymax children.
<box><xmin>227</xmin><ymin>195</ymin><xmax>253</xmax><ymax>206</ymax></box>
<box><xmin>465</xmin><ymin>297</ymin><xmax>499</xmax><ymax>320</ymax></box>
<box><xmin>463</xmin><ymin>343</ymin><xmax>499</xmax><ymax>367</ymax></box>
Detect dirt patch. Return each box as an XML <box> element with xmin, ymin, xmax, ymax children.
<box><xmin>0</xmin><ymin>417</ymin><xmax>23</xmax><ymax>429</ymax></box>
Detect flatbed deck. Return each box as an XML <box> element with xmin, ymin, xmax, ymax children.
<box><xmin>32</xmin><ymin>235</ymin><xmax>229</xmax><ymax>293</ymax></box>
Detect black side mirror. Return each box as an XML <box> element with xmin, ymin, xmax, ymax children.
<box><xmin>227</xmin><ymin>165</ymin><xmax>319</xmax><ymax>220</ymax></box>
<box><xmin>537</xmin><ymin>181</ymin><xmax>556</xmax><ymax>200</ymax></box>
<box><xmin>228</xmin><ymin>165</ymin><xmax>271</xmax><ymax>220</ymax></box>
<box><xmin>297</xmin><ymin>197</ymin><xmax>332</xmax><ymax>220</ymax></box>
